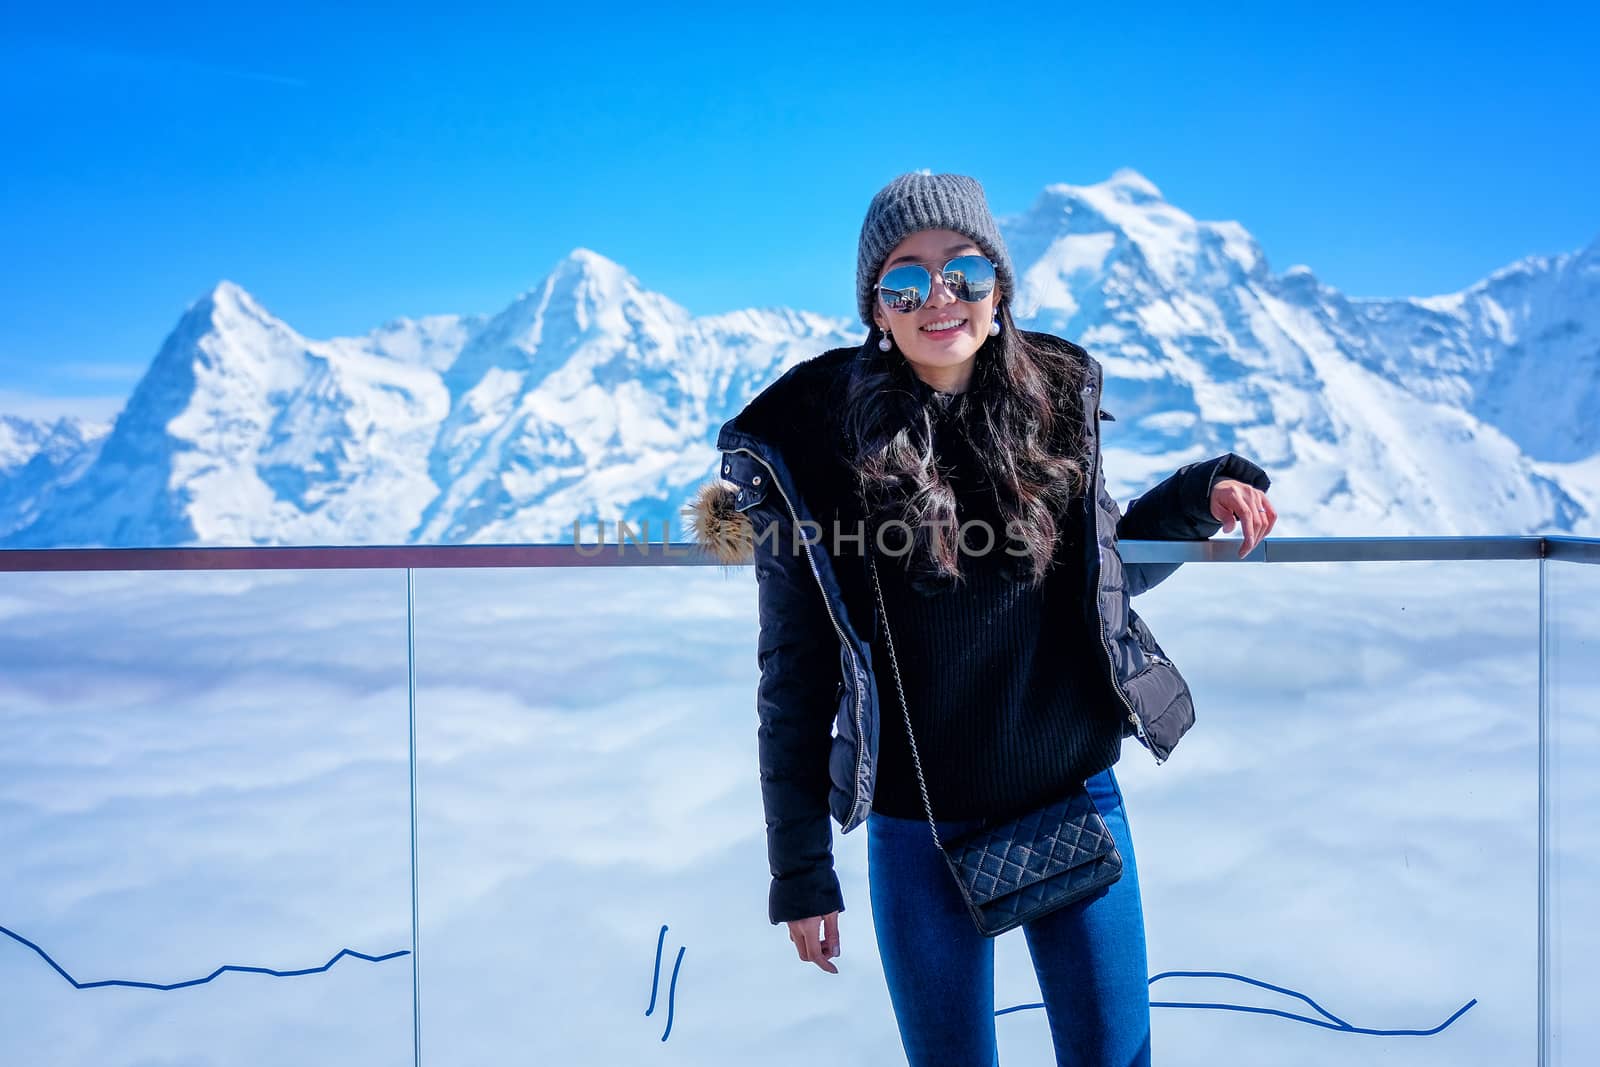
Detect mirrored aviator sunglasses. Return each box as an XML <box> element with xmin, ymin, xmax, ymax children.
<box><xmin>877</xmin><ymin>254</ymin><xmax>998</xmax><ymax>314</ymax></box>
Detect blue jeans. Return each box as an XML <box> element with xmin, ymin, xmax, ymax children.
<box><xmin>867</xmin><ymin>767</ymin><xmax>1152</xmax><ymax>1067</ymax></box>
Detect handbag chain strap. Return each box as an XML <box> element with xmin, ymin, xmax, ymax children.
<box><xmin>867</xmin><ymin>549</ymin><xmax>947</xmax><ymax>852</ymax></box>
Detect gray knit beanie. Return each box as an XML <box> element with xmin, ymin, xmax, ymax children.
<box><xmin>855</xmin><ymin>171</ymin><xmax>1015</xmax><ymax>329</ymax></box>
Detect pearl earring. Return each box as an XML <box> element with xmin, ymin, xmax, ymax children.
<box><xmin>878</xmin><ymin>327</ymin><xmax>893</xmax><ymax>352</ymax></box>
<box><xmin>988</xmin><ymin>310</ymin><xmax>1002</xmax><ymax>337</ymax></box>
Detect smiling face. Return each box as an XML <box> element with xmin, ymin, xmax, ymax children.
<box><xmin>871</xmin><ymin>227</ymin><xmax>1001</xmax><ymax>394</ymax></box>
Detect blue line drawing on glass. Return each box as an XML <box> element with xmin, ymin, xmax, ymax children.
<box><xmin>0</xmin><ymin>923</ymin><xmax>410</xmax><ymax>992</ymax></box>
<box><xmin>644</xmin><ymin>923</ymin><xmax>686</xmax><ymax>1042</ymax></box>
<box><xmin>1145</xmin><ymin>969</ymin><xmax>1478</xmax><ymax>1035</ymax></box>
<box><xmin>995</xmin><ymin>969</ymin><xmax>1477</xmax><ymax>1036</ymax></box>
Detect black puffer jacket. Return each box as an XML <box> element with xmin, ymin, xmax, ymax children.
<box><xmin>686</xmin><ymin>331</ymin><xmax>1271</xmax><ymax>925</ymax></box>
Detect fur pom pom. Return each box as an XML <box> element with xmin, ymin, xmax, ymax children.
<box><xmin>683</xmin><ymin>478</ymin><xmax>756</xmax><ymax>565</ymax></box>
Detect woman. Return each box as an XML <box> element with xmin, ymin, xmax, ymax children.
<box><xmin>689</xmin><ymin>172</ymin><xmax>1276</xmax><ymax>1066</ymax></box>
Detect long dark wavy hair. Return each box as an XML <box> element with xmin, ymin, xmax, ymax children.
<box><xmin>842</xmin><ymin>302</ymin><xmax>1094</xmax><ymax>588</ymax></box>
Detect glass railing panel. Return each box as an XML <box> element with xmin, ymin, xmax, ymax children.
<box><xmin>0</xmin><ymin>569</ymin><xmax>415</xmax><ymax>1066</ymax></box>
<box><xmin>408</xmin><ymin>563</ymin><xmax>905</xmax><ymax>1064</ymax></box>
<box><xmin>1547</xmin><ymin>556</ymin><xmax>1599</xmax><ymax>1067</ymax></box>
<box><xmin>412</xmin><ymin>557</ymin><xmax>1541</xmax><ymax>1066</ymax></box>
<box><xmin>1125</xmin><ymin>558</ymin><xmax>1539</xmax><ymax>1067</ymax></box>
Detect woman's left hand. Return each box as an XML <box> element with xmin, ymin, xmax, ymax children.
<box><xmin>1209</xmin><ymin>478</ymin><xmax>1277</xmax><ymax>558</ymax></box>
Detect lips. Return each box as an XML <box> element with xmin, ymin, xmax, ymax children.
<box><xmin>919</xmin><ymin>317</ymin><xmax>968</xmax><ymax>335</ymax></box>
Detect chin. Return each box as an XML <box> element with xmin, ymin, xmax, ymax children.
<box><xmin>908</xmin><ymin>334</ymin><xmax>983</xmax><ymax>364</ymax></box>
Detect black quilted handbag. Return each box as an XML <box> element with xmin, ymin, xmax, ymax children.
<box><xmin>868</xmin><ymin>551</ymin><xmax>1124</xmax><ymax>938</ymax></box>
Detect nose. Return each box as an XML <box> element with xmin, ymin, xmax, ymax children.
<box><xmin>924</xmin><ymin>270</ymin><xmax>959</xmax><ymax>308</ymax></box>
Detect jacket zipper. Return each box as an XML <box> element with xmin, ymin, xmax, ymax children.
<box><xmin>731</xmin><ymin>446</ymin><xmax>872</xmax><ymax>828</ymax></box>
<box><xmin>1085</xmin><ymin>370</ymin><xmax>1164</xmax><ymax>766</ymax></box>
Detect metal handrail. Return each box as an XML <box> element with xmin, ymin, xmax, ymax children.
<box><xmin>0</xmin><ymin>535</ymin><xmax>1595</xmax><ymax>572</ymax></box>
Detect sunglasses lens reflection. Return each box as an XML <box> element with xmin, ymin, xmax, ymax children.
<box><xmin>943</xmin><ymin>255</ymin><xmax>996</xmax><ymax>301</ymax></box>
<box><xmin>878</xmin><ymin>265</ymin><xmax>931</xmax><ymax>313</ymax></box>
<box><xmin>884</xmin><ymin>289</ymin><xmax>921</xmax><ymax>312</ymax></box>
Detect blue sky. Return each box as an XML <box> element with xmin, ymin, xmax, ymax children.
<box><xmin>2</xmin><ymin>2</ymin><xmax>1596</xmax><ymax>418</ymax></box>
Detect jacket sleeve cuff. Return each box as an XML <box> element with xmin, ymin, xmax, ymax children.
<box><xmin>1183</xmin><ymin>451</ymin><xmax>1273</xmax><ymax>531</ymax></box>
<box><xmin>768</xmin><ymin>867</ymin><xmax>845</xmax><ymax>926</ymax></box>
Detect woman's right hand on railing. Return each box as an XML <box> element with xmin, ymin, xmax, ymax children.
<box><xmin>786</xmin><ymin>911</ymin><xmax>841</xmax><ymax>974</ymax></box>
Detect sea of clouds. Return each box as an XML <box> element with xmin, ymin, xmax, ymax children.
<box><xmin>0</xmin><ymin>556</ymin><xmax>1596</xmax><ymax>1065</ymax></box>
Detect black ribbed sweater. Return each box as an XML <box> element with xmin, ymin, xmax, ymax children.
<box><xmin>867</xmin><ymin>385</ymin><xmax>1125</xmax><ymax>822</ymax></box>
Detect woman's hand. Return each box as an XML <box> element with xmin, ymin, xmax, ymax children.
<box><xmin>1209</xmin><ymin>477</ymin><xmax>1277</xmax><ymax>558</ymax></box>
<box><xmin>785</xmin><ymin>911</ymin><xmax>841</xmax><ymax>974</ymax></box>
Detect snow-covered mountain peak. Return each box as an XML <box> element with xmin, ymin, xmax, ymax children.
<box><xmin>416</xmin><ymin>253</ymin><xmax>860</xmax><ymax>543</ymax></box>
<box><xmin>4</xmin><ymin>175</ymin><xmax>1596</xmax><ymax>548</ymax></box>
<box><xmin>1103</xmin><ymin>166</ymin><xmax>1165</xmax><ymax>203</ymax></box>
<box><xmin>543</xmin><ymin>247</ymin><xmax>690</xmax><ymax>335</ymax></box>
<box><xmin>0</xmin><ymin>414</ymin><xmax>110</xmax><ymax>539</ymax></box>
<box><xmin>162</xmin><ymin>282</ymin><xmax>309</xmax><ymax>397</ymax></box>
<box><xmin>188</xmin><ymin>279</ymin><xmax>279</xmax><ymax>333</ymax></box>
<box><xmin>0</xmin><ymin>414</ymin><xmax>109</xmax><ymax>478</ymax></box>
<box><xmin>1</xmin><ymin>272</ymin><xmax>470</xmax><ymax>547</ymax></box>
<box><xmin>449</xmin><ymin>248</ymin><xmax>692</xmax><ymax>387</ymax></box>
<box><xmin>1005</xmin><ymin>172</ymin><xmax>1267</xmax><ymax>321</ymax></box>
<box><xmin>1278</xmin><ymin>263</ymin><xmax>1327</xmax><ymax>298</ymax></box>
<box><xmin>554</xmin><ymin>246</ymin><xmax>626</xmax><ymax>281</ymax></box>
<box><xmin>1029</xmin><ymin>169</ymin><xmax>1189</xmax><ymax>230</ymax></box>
<box><xmin>542</xmin><ymin>247</ymin><xmax>644</xmax><ymax>308</ymax></box>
